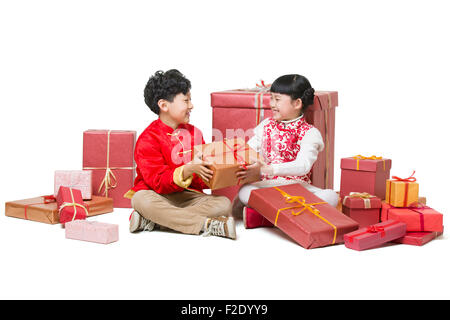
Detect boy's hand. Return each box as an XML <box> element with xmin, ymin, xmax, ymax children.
<box><xmin>236</xmin><ymin>160</ymin><xmax>264</xmax><ymax>185</ymax></box>
<box><xmin>183</xmin><ymin>158</ymin><xmax>214</xmax><ymax>182</ymax></box>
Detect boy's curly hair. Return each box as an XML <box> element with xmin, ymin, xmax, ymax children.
<box><xmin>144</xmin><ymin>69</ymin><xmax>191</xmax><ymax>114</ymax></box>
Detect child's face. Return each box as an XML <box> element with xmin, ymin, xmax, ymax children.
<box><xmin>162</xmin><ymin>92</ymin><xmax>193</xmax><ymax>125</ymax></box>
<box><xmin>270</xmin><ymin>93</ymin><xmax>302</xmax><ymax>121</ymax></box>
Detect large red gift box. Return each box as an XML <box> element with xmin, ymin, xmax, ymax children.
<box><xmin>344</xmin><ymin>220</ymin><xmax>407</xmax><ymax>251</ymax></box>
<box><xmin>211</xmin><ymin>87</ymin><xmax>338</xmax><ymax>201</ymax></box>
<box><xmin>340</xmin><ymin>156</ymin><xmax>392</xmax><ymax>200</ymax></box>
<box><xmin>83</xmin><ymin>130</ymin><xmax>136</xmax><ymax>208</ymax></box>
<box><xmin>248</xmin><ymin>183</ymin><xmax>358</xmax><ymax>249</ymax></box>
<box><xmin>381</xmin><ymin>202</ymin><xmax>443</xmax><ymax>232</ymax></box>
<box><xmin>56</xmin><ymin>186</ymin><xmax>88</xmax><ymax>224</ymax></box>
<box><xmin>342</xmin><ymin>192</ymin><xmax>381</xmax><ymax>228</ymax></box>
<box><xmin>391</xmin><ymin>231</ymin><xmax>443</xmax><ymax>246</ymax></box>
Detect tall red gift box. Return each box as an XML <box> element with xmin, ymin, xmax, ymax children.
<box><xmin>248</xmin><ymin>183</ymin><xmax>358</xmax><ymax>249</ymax></box>
<box><xmin>340</xmin><ymin>156</ymin><xmax>392</xmax><ymax>200</ymax></box>
<box><xmin>211</xmin><ymin>87</ymin><xmax>338</xmax><ymax>201</ymax></box>
<box><xmin>342</xmin><ymin>192</ymin><xmax>381</xmax><ymax>228</ymax></box>
<box><xmin>83</xmin><ymin>130</ymin><xmax>136</xmax><ymax>208</ymax></box>
<box><xmin>56</xmin><ymin>186</ymin><xmax>88</xmax><ymax>224</ymax></box>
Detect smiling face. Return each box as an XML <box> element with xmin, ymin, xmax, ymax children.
<box><xmin>270</xmin><ymin>92</ymin><xmax>303</xmax><ymax>121</ymax></box>
<box><xmin>159</xmin><ymin>91</ymin><xmax>193</xmax><ymax>128</ymax></box>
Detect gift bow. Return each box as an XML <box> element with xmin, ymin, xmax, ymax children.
<box><xmin>352</xmin><ymin>155</ymin><xmax>385</xmax><ymax>171</ymax></box>
<box><xmin>58</xmin><ymin>188</ymin><xmax>89</xmax><ymax>222</ymax></box>
<box><xmin>392</xmin><ymin>170</ymin><xmax>416</xmax><ymax>183</ymax></box>
<box><xmin>273</xmin><ymin>187</ymin><xmax>337</xmax><ymax>244</ymax></box>
<box><xmin>387</xmin><ymin>171</ymin><xmax>417</xmax><ymax>207</ymax></box>
<box><xmin>343</xmin><ymin>192</ymin><xmax>375</xmax><ymax>209</ymax></box>
<box><xmin>23</xmin><ymin>195</ymin><xmax>57</xmax><ymax>221</ymax></box>
<box><xmin>347</xmin><ymin>221</ymin><xmax>399</xmax><ymax>243</ymax></box>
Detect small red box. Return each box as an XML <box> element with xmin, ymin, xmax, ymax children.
<box><xmin>342</xmin><ymin>193</ymin><xmax>381</xmax><ymax>228</ymax></box>
<box><xmin>211</xmin><ymin>88</ymin><xmax>338</xmax><ymax>201</ymax></box>
<box><xmin>381</xmin><ymin>202</ymin><xmax>443</xmax><ymax>232</ymax></box>
<box><xmin>56</xmin><ymin>186</ymin><xmax>88</xmax><ymax>224</ymax></box>
<box><xmin>344</xmin><ymin>220</ymin><xmax>407</xmax><ymax>251</ymax></box>
<box><xmin>391</xmin><ymin>231</ymin><xmax>443</xmax><ymax>246</ymax></box>
<box><xmin>83</xmin><ymin>130</ymin><xmax>136</xmax><ymax>208</ymax></box>
<box><xmin>340</xmin><ymin>156</ymin><xmax>392</xmax><ymax>200</ymax></box>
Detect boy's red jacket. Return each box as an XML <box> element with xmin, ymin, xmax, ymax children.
<box><xmin>127</xmin><ymin>119</ymin><xmax>209</xmax><ymax>196</ymax></box>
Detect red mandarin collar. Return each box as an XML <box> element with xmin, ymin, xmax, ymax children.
<box><xmin>156</xmin><ymin>118</ymin><xmax>189</xmax><ymax>135</ymax></box>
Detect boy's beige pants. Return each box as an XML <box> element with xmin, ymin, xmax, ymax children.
<box><xmin>131</xmin><ymin>189</ymin><xmax>232</xmax><ymax>235</ymax></box>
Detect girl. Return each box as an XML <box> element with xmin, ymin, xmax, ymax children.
<box><xmin>236</xmin><ymin>74</ymin><xmax>339</xmax><ymax>229</ymax></box>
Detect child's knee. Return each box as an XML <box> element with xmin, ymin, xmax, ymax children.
<box><xmin>131</xmin><ymin>190</ymin><xmax>161</xmax><ymax>212</ymax></box>
<box><xmin>315</xmin><ymin>189</ymin><xmax>339</xmax><ymax>208</ymax></box>
<box><xmin>209</xmin><ymin>196</ymin><xmax>232</xmax><ymax>217</ymax></box>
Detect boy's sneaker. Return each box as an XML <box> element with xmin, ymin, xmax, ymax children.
<box><xmin>129</xmin><ymin>210</ymin><xmax>156</xmax><ymax>233</ymax></box>
<box><xmin>202</xmin><ymin>216</ymin><xmax>236</xmax><ymax>240</ymax></box>
<box><xmin>243</xmin><ymin>206</ymin><xmax>274</xmax><ymax>229</ymax></box>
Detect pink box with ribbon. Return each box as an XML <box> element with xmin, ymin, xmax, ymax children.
<box><xmin>381</xmin><ymin>202</ymin><xmax>443</xmax><ymax>232</ymax></box>
<box><xmin>340</xmin><ymin>156</ymin><xmax>392</xmax><ymax>200</ymax></box>
<box><xmin>344</xmin><ymin>220</ymin><xmax>407</xmax><ymax>251</ymax></box>
<box><xmin>83</xmin><ymin>130</ymin><xmax>136</xmax><ymax>208</ymax></box>
<box><xmin>65</xmin><ymin>220</ymin><xmax>119</xmax><ymax>244</ymax></box>
<box><xmin>342</xmin><ymin>192</ymin><xmax>381</xmax><ymax>228</ymax></box>
<box><xmin>211</xmin><ymin>85</ymin><xmax>338</xmax><ymax>201</ymax></box>
<box><xmin>56</xmin><ymin>186</ymin><xmax>88</xmax><ymax>224</ymax></box>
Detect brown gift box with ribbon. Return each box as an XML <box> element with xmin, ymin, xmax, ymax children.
<box><xmin>193</xmin><ymin>138</ymin><xmax>261</xmax><ymax>190</ymax></box>
<box><xmin>248</xmin><ymin>183</ymin><xmax>359</xmax><ymax>249</ymax></box>
<box><xmin>211</xmin><ymin>84</ymin><xmax>338</xmax><ymax>200</ymax></box>
<box><xmin>340</xmin><ymin>155</ymin><xmax>392</xmax><ymax>200</ymax></box>
<box><xmin>342</xmin><ymin>192</ymin><xmax>382</xmax><ymax>228</ymax></box>
<box><xmin>83</xmin><ymin>130</ymin><xmax>136</xmax><ymax>208</ymax></box>
<box><xmin>385</xmin><ymin>171</ymin><xmax>419</xmax><ymax>207</ymax></box>
<box><xmin>5</xmin><ymin>195</ymin><xmax>114</xmax><ymax>224</ymax></box>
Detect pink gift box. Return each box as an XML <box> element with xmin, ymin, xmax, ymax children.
<box><xmin>344</xmin><ymin>220</ymin><xmax>407</xmax><ymax>251</ymax></box>
<box><xmin>340</xmin><ymin>156</ymin><xmax>392</xmax><ymax>200</ymax></box>
<box><xmin>391</xmin><ymin>231</ymin><xmax>443</xmax><ymax>246</ymax></box>
<box><xmin>83</xmin><ymin>130</ymin><xmax>136</xmax><ymax>208</ymax></box>
<box><xmin>54</xmin><ymin>170</ymin><xmax>92</xmax><ymax>200</ymax></box>
<box><xmin>65</xmin><ymin>220</ymin><xmax>119</xmax><ymax>244</ymax></box>
<box><xmin>342</xmin><ymin>193</ymin><xmax>381</xmax><ymax>228</ymax></box>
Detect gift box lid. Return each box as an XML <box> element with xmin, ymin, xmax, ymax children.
<box><xmin>211</xmin><ymin>89</ymin><xmax>338</xmax><ymax>112</ymax></box>
<box><xmin>342</xmin><ymin>193</ymin><xmax>382</xmax><ymax>209</ymax></box>
<box><xmin>341</xmin><ymin>157</ymin><xmax>392</xmax><ymax>172</ymax></box>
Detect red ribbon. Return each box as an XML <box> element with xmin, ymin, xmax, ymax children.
<box><xmin>386</xmin><ymin>203</ymin><xmax>428</xmax><ymax>232</ymax></box>
<box><xmin>390</xmin><ymin>171</ymin><xmax>416</xmax><ymax>207</ymax></box>
<box><xmin>23</xmin><ymin>195</ymin><xmax>56</xmax><ymax>220</ymax></box>
<box><xmin>347</xmin><ymin>221</ymin><xmax>400</xmax><ymax>243</ymax></box>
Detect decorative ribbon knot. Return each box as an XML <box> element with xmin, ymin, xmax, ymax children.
<box><xmin>366</xmin><ymin>225</ymin><xmax>385</xmax><ymax>233</ymax></box>
<box><xmin>43</xmin><ymin>195</ymin><xmax>56</xmax><ymax>203</ymax></box>
<box><xmin>352</xmin><ymin>154</ymin><xmax>385</xmax><ymax>171</ymax></box>
<box><xmin>392</xmin><ymin>170</ymin><xmax>416</xmax><ymax>183</ymax></box>
<box><xmin>343</xmin><ymin>192</ymin><xmax>375</xmax><ymax>208</ymax></box>
<box><xmin>58</xmin><ymin>188</ymin><xmax>89</xmax><ymax>222</ymax></box>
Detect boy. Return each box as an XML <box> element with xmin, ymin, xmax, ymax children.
<box><xmin>125</xmin><ymin>69</ymin><xmax>235</xmax><ymax>239</ymax></box>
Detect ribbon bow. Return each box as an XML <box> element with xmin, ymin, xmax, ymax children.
<box><xmin>273</xmin><ymin>187</ymin><xmax>337</xmax><ymax>244</ymax></box>
<box><xmin>343</xmin><ymin>192</ymin><xmax>375</xmax><ymax>208</ymax></box>
<box><xmin>255</xmin><ymin>80</ymin><xmax>271</xmax><ymax>91</ymax></box>
<box><xmin>352</xmin><ymin>155</ymin><xmax>385</xmax><ymax>171</ymax></box>
<box><xmin>43</xmin><ymin>195</ymin><xmax>56</xmax><ymax>203</ymax></box>
<box><xmin>366</xmin><ymin>225</ymin><xmax>385</xmax><ymax>234</ymax></box>
<box><xmin>392</xmin><ymin>171</ymin><xmax>416</xmax><ymax>183</ymax></box>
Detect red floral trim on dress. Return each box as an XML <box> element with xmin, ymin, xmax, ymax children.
<box><xmin>261</xmin><ymin>117</ymin><xmax>313</xmax><ymax>183</ymax></box>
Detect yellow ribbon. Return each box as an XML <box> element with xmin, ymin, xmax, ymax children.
<box><xmin>58</xmin><ymin>188</ymin><xmax>89</xmax><ymax>221</ymax></box>
<box><xmin>352</xmin><ymin>155</ymin><xmax>385</xmax><ymax>171</ymax></box>
<box><xmin>273</xmin><ymin>187</ymin><xmax>337</xmax><ymax>244</ymax></box>
<box><xmin>343</xmin><ymin>192</ymin><xmax>374</xmax><ymax>208</ymax></box>
<box><xmin>83</xmin><ymin>130</ymin><xmax>135</xmax><ymax>197</ymax></box>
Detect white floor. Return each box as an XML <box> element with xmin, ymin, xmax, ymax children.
<box><xmin>1</xmin><ymin>208</ymin><xmax>448</xmax><ymax>300</ymax></box>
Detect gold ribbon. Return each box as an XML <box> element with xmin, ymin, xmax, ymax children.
<box><xmin>352</xmin><ymin>155</ymin><xmax>385</xmax><ymax>171</ymax></box>
<box><xmin>58</xmin><ymin>188</ymin><xmax>89</xmax><ymax>221</ymax></box>
<box><xmin>83</xmin><ymin>130</ymin><xmax>135</xmax><ymax>197</ymax></box>
<box><xmin>343</xmin><ymin>192</ymin><xmax>375</xmax><ymax>209</ymax></box>
<box><xmin>273</xmin><ymin>187</ymin><xmax>337</xmax><ymax>244</ymax></box>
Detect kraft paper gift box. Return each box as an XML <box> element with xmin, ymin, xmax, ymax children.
<box><xmin>344</xmin><ymin>220</ymin><xmax>407</xmax><ymax>251</ymax></box>
<box><xmin>248</xmin><ymin>183</ymin><xmax>359</xmax><ymax>249</ymax></box>
<box><xmin>54</xmin><ymin>170</ymin><xmax>92</xmax><ymax>200</ymax></box>
<box><xmin>385</xmin><ymin>172</ymin><xmax>419</xmax><ymax>207</ymax></box>
<box><xmin>342</xmin><ymin>192</ymin><xmax>381</xmax><ymax>228</ymax></box>
<box><xmin>83</xmin><ymin>195</ymin><xmax>114</xmax><ymax>217</ymax></box>
<box><xmin>65</xmin><ymin>220</ymin><xmax>119</xmax><ymax>244</ymax></box>
<box><xmin>340</xmin><ymin>155</ymin><xmax>392</xmax><ymax>200</ymax></box>
<box><xmin>5</xmin><ymin>195</ymin><xmax>59</xmax><ymax>224</ymax></box>
<box><xmin>193</xmin><ymin>137</ymin><xmax>261</xmax><ymax>190</ymax></box>
<box><xmin>391</xmin><ymin>230</ymin><xmax>443</xmax><ymax>246</ymax></box>
<box><xmin>381</xmin><ymin>202</ymin><xmax>443</xmax><ymax>232</ymax></box>
<box><xmin>83</xmin><ymin>130</ymin><xmax>136</xmax><ymax>208</ymax></box>
<box><xmin>56</xmin><ymin>186</ymin><xmax>88</xmax><ymax>224</ymax></box>
<box><xmin>211</xmin><ymin>86</ymin><xmax>338</xmax><ymax>200</ymax></box>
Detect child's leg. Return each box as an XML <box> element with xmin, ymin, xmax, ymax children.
<box><xmin>238</xmin><ymin>184</ymin><xmax>260</xmax><ymax>206</ymax></box>
<box><xmin>132</xmin><ymin>190</ymin><xmax>226</xmax><ymax>235</ymax></box>
<box><xmin>238</xmin><ymin>183</ymin><xmax>273</xmax><ymax>229</ymax></box>
<box><xmin>304</xmin><ymin>184</ymin><xmax>339</xmax><ymax>208</ymax></box>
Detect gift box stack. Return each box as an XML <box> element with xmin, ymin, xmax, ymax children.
<box><xmin>4</xmin><ymin>129</ymin><xmax>135</xmax><ymax>244</ymax></box>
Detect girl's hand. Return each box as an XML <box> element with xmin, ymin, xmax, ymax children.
<box><xmin>236</xmin><ymin>161</ymin><xmax>264</xmax><ymax>185</ymax></box>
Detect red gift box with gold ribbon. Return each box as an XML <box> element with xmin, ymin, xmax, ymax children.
<box><xmin>248</xmin><ymin>183</ymin><xmax>358</xmax><ymax>249</ymax></box>
<box><xmin>83</xmin><ymin>130</ymin><xmax>136</xmax><ymax>208</ymax></box>
<box><xmin>344</xmin><ymin>220</ymin><xmax>407</xmax><ymax>251</ymax></box>
<box><xmin>342</xmin><ymin>192</ymin><xmax>381</xmax><ymax>228</ymax></box>
<box><xmin>211</xmin><ymin>83</ymin><xmax>338</xmax><ymax>201</ymax></box>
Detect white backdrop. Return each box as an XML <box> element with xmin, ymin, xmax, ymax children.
<box><xmin>0</xmin><ymin>0</ymin><xmax>449</xmax><ymax>299</ymax></box>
